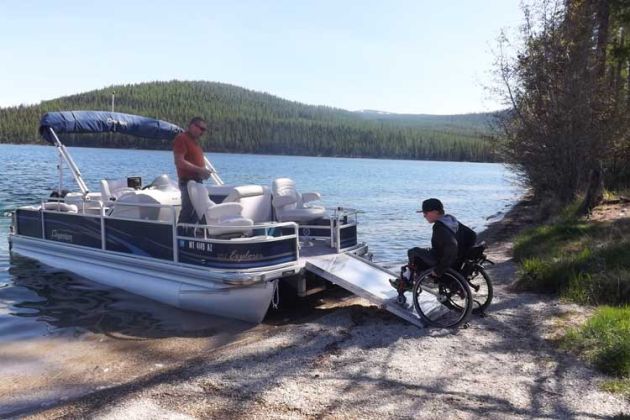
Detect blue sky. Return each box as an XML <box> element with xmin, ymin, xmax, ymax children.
<box><xmin>0</xmin><ymin>1</ymin><xmax>523</xmax><ymax>114</ymax></box>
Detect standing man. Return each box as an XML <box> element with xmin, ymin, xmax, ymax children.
<box><xmin>173</xmin><ymin>117</ymin><xmax>212</xmax><ymax>225</ymax></box>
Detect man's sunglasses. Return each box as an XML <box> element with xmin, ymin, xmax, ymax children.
<box><xmin>195</xmin><ymin>123</ymin><xmax>207</xmax><ymax>132</ymax></box>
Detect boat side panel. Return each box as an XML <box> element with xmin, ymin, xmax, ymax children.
<box><xmin>105</xmin><ymin>219</ymin><xmax>173</xmax><ymax>260</ymax></box>
<box><xmin>340</xmin><ymin>225</ymin><xmax>358</xmax><ymax>248</ymax></box>
<box><xmin>178</xmin><ymin>237</ymin><xmax>297</xmax><ymax>269</ymax></box>
<box><xmin>16</xmin><ymin>209</ymin><xmax>43</xmax><ymax>238</ymax></box>
<box><xmin>43</xmin><ymin>212</ymin><xmax>101</xmax><ymax>248</ymax></box>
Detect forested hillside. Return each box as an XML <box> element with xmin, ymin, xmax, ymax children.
<box><xmin>0</xmin><ymin>81</ymin><xmax>497</xmax><ymax>162</ymax></box>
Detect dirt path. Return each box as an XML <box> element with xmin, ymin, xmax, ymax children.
<box><xmin>21</xmin><ymin>200</ymin><xmax>630</xmax><ymax>419</ymax></box>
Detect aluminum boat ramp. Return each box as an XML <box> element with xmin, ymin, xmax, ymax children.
<box><xmin>302</xmin><ymin>252</ymin><xmax>425</xmax><ymax>327</ymax></box>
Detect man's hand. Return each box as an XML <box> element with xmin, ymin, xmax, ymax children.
<box><xmin>199</xmin><ymin>167</ymin><xmax>213</xmax><ymax>180</ymax></box>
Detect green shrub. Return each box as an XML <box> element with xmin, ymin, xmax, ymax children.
<box><xmin>513</xmin><ymin>212</ymin><xmax>630</xmax><ymax>305</ymax></box>
<box><xmin>513</xmin><ymin>222</ymin><xmax>591</xmax><ymax>261</ymax></box>
<box><xmin>562</xmin><ymin>306</ymin><xmax>630</xmax><ymax>378</ymax></box>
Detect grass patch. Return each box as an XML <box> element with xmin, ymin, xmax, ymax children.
<box><xmin>561</xmin><ymin>306</ymin><xmax>630</xmax><ymax>390</ymax></box>
<box><xmin>601</xmin><ymin>378</ymin><xmax>630</xmax><ymax>400</ymax></box>
<box><xmin>513</xmin><ymin>214</ymin><xmax>630</xmax><ymax>305</ymax></box>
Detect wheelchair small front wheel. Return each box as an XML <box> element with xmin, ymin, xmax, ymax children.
<box><xmin>412</xmin><ymin>268</ymin><xmax>472</xmax><ymax>328</ymax></box>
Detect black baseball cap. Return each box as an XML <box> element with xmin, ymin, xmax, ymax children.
<box><xmin>417</xmin><ymin>198</ymin><xmax>444</xmax><ymax>213</ymax></box>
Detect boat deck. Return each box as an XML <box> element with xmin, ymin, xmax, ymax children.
<box><xmin>298</xmin><ymin>239</ymin><xmax>341</xmax><ymax>260</ymax></box>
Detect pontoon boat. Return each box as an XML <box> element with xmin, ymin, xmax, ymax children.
<box><xmin>8</xmin><ymin>111</ymin><xmax>368</xmax><ymax>323</ymax></box>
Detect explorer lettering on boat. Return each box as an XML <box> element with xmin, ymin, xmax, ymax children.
<box><xmin>222</xmin><ymin>250</ymin><xmax>265</xmax><ymax>262</ymax></box>
<box><xmin>50</xmin><ymin>230</ymin><xmax>73</xmax><ymax>243</ymax></box>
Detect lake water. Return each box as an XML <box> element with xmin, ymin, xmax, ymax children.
<box><xmin>0</xmin><ymin>144</ymin><xmax>522</xmax><ymax>341</ymax></box>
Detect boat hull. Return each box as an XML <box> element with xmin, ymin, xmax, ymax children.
<box><xmin>9</xmin><ymin>235</ymin><xmax>279</xmax><ymax>323</ymax></box>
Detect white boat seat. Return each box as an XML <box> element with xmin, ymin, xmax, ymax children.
<box><xmin>63</xmin><ymin>192</ymin><xmax>104</xmax><ymax>214</ymax></box>
<box><xmin>41</xmin><ymin>202</ymin><xmax>78</xmax><ymax>213</ymax></box>
<box><xmin>100</xmin><ymin>179</ymin><xmax>135</xmax><ymax>202</ymax></box>
<box><xmin>223</xmin><ymin>185</ymin><xmax>273</xmax><ymax>223</ymax></box>
<box><xmin>110</xmin><ymin>189</ymin><xmax>181</xmax><ymax>222</ymax></box>
<box><xmin>271</xmin><ymin>178</ymin><xmax>326</xmax><ymax>223</ymax></box>
<box><xmin>187</xmin><ymin>181</ymin><xmax>253</xmax><ymax>236</ymax></box>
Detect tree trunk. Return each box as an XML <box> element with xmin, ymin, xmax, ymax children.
<box><xmin>595</xmin><ymin>0</ymin><xmax>610</xmax><ymax>78</ymax></box>
<box><xmin>578</xmin><ymin>163</ymin><xmax>605</xmax><ymax>215</ymax></box>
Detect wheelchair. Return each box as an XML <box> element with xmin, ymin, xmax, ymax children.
<box><xmin>393</xmin><ymin>242</ymin><xmax>493</xmax><ymax>328</ymax></box>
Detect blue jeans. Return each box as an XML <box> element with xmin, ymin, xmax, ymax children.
<box><xmin>178</xmin><ymin>179</ymin><xmax>202</xmax><ymax>227</ymax></box>
<box><xmin>407</xmin><ymin>247</ymin><xmax>437</xmax><ymax>271</ymax></box>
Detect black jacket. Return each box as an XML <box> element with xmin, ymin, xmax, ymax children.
<box><xmin>431</xmin><ymin>219</ymin><xmax>459</xmax><ymax>276</ymax></box>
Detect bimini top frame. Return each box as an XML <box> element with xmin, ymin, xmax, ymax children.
<box><xmin>38</xmin><ymin>110</ymin><xmax>224</xmax><ymax>194</ymax></box>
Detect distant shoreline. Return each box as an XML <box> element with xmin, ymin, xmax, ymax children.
<box><xmin>0</xmin><ymin>142</ymin><xmax>503</xmax><ymax>164</ymax></box>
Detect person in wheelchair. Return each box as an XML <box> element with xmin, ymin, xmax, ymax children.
<box><xmin>390</xmin><ymin>198</ymin><xmax>476</xmax><ymax>290</ymax></box>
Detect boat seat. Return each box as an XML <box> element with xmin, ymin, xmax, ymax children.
<box><xmin>223</xmin><ymin>185</ymin><xmax>273</xmax><ymax>223</ymax></box>
<box><xmin>271</xmin><ymin>178</ymin><xmax>326</xmax><ymax>223</ymax></box>
<box><xmin>63</xmin><ymin>192</ymin><xmax>104</xmax><ymax>214</ymax></box>
<box><xmin>188</xmin><ymin>181</ymin><xmax>253</xmax><ymax>236</ymax></box>
<box><xmin>41</xmin><ymin>202</ymin><xmax>78</xmax><ymax>213</ymax></box>
<box><xmin>100</xmin><ymin>179</ymin><xmax>135</xmax><ymax>202</ymax></box>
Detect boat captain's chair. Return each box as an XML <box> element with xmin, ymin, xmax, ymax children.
<box><xmin>187</xmin><ymin>181</ymin><xmax>254</xmax><ymax>236</ymax></box>
<box><xmin>223</xmin><ymin>185</ymin><xmax>273</xmax><ymax>223</ymax></box>
<box><xmin>271</xmin><ymin>178</ymin><xmax>326</xmax><ymax>223</ymax></box>
<box><xmin>100</xmin><ymin>179</ymin><xmax>135</xmax><ymax>202</ymax></box>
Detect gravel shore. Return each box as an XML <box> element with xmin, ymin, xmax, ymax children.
<box><xmin>8</xmin><ymin>199</ymin><xmax>630</xmax><ymax>419</ymax></box>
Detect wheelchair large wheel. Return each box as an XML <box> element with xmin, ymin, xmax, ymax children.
<box><xmin>412</xmin><ymin>268</ymin><xmax>472</xmax><ymax>329</ymax></box>
<box><xmin>468</xmin><ymin>265</ymin><xmax>493</xmax><ymax>315</ymax></box>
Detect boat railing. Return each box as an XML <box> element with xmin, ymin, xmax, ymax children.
<box><xmin>23</xmin><ymin>197</ymin><xmax>361</xmax><ymax>262</ymax></box>
<box><xmin>100</xmin><ymin>201</ymin><xmax>358</xmax><ymax>255</ymax></box>
<box><xmin>175</xmin><ymin>221</ymin><xmax>299</xmax><ymax>240</ymax></box>
<box><xmin>174</xmin><ymin>221</ymin><xmax>300</xmax><ymax>263</ymax></box>
<box><xmin>30</xmin><ymin>198</ymin><xmax>300</xmax><ymax>266</ymax></box>
<box><xmin>42</xmin><ymin>195</ymin><xmax>102</xmax><ymax>215</ymax></box>
<box><xmin>329</xmin><ymin>207</ymin><xmax>361</xmax><ymax>252</ymax></box>
<box><xmin>295</xmin><ymin>206</ymin><xmax>361</xmax><ymax>252</ymax></box>
<box><xmin>100</xmin><ymin>200</ymin><xmax>298</xmax><ymax>235</ymax></box>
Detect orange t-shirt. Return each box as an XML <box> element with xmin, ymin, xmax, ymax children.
<box><xmin>173</xmin><ymin>132</ymin><xmax>205</xmax><ymax>180</ymax></box>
